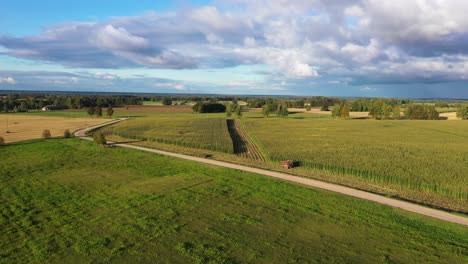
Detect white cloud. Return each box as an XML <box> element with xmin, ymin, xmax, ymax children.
<box><xmin>360</xmin><ymin>87</ymin><xmax>376</xmax><ymax>92</ymax></box>
<box><xmin>0</xmin><ymin>77</ymin><xmax>16</xmax><ymax>84</ymax></box>
<box><xmin>261</xmin><ymin>49</ymin><xmax>319</xmax><ymax>77</ymax></box>
<box><xmin>1</xmin><ymin>0</ymin><xmax>468</xmax><ymax>88</ymax></box>
<box><xmin>341</xmin><ymin>39</ymin><xmax>381</xmax><ymax>63</ymax></box>
<box><xmin>243</xmin><ymin>37</ymin><xmax>256</xmax><ymax>47</ymax></box>
<box><xmin>95</xmin><ymin>72</ymin><xmax>118</xmax><ymax>80</ymax></box>
<box><xmin>154</xmin><ymin>82</ymin><xmax>186</xmax><ymax>91</ymax></box>
<box><xmin>93</xmin><ymin>24</ymin><xmax>149</xmax><ymax>51</ymax></box>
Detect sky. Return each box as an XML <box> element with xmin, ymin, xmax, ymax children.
<box><xmin>0</xmin><ymin>0</ymin><xmax>468</xmax><ymax>98</ymax></box>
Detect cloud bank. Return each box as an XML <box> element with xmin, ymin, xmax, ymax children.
<box><xmin>0</xmin><ymin>0</ymin><xmax>467</xmax><ymax>96</ymax></box>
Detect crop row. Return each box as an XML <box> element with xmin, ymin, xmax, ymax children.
<box><xmin>107</xmin><ymin>117</ymin><xmax>234</xmax><ymax>153</ymax></box>
<box><xmin>244</xmin><ymin>118</ymin><xmax>468</xmax><ymax>201</ymax></box>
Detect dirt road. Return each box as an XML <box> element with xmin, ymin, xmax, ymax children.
<box><xmin>75</xmin><ymin>120</ymin><xmax>468</xmax><ymax>226</ymax></box>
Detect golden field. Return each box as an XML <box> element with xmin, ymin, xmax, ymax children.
<box><xmin>0</xmin><ymin>114</ymin><xmax>111</xmax><ymax>143</ymax></box>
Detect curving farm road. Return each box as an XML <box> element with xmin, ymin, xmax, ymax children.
<box><xmin>74</xmin><ymin>120</ymin><xmax>468</xmax><ymax>227</ymax></box>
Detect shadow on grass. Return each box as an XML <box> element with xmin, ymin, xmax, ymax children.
<box><xmin>108</xmin><ymin>140</ymin><xmax>143</xmax><ymax>145</ymax></box>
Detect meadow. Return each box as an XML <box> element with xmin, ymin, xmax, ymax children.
<box><xmin>0</xmin><ymin>114</ymin><xmax>110</xmax><ymax>143</ymax></box>
<box><xmin>107</xmin><ymin>116</ymin><xmax>234</xmax><ymax>153</ymax></box>
<box><xmin>1</xmin><ymin>139</ymin><xmax>467</xmax><ymax>263</ymax></box>
<box><xmin>243</xmin><ymin>118</ymin><xmax>468</xmax><ymax>211</ymax></box>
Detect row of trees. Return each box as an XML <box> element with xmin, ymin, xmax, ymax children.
<box><xmin>369</xmin><ymin>100</ymin><xmax>401</xmax><ymax>120</ymax></box>
<box><xmin>331</xmin><ymin>101</ymin><xmax>440</xmax><ymax>120</ymax></box>
<box><xmin>226</xmin><ymin>103</ymin><xmax>243</xmax><ymax>118</ymax></box>
<box><xmin>87</xmin><ymin>106</ymin><xmax>114</xmax><ymax>118</ymax></box>
<box><xmin>404</xmin><ymin>105</ymin><xmax>439</xmax><ymax>120</ymax></box>
<box><xmin>262</xmin><ymin>101</ymin><xmax>289</xmax><ymax>117</ymax></box>
<box><xmin>0</xmin><ymin>94</ymin><xmax>142</xmax><ymax>112</ymax></box>
<box><xmin>332</xmin><ymin>104</ymin><xmax>350</xmax><ymax>118</ymax></box>
<box><xmin>192</xmin><ymin>102</ymin><xmax>226</xmax><ymax>113</ymax></box>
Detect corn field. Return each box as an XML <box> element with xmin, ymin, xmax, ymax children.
<box><xmin>106</xmin><ymin>117</ymin><xmax>234</xmax><ymax>153</ymax></box>
<box><xmin>244</xmin><ymin>118</ymin><xmax>468</xmax><ymax>201</ymax></box>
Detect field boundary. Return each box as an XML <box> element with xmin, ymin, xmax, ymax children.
<box><xmin>74</xmin><ymin>121</ymin><xmax>468</xmax><ymax>226</ymax></box>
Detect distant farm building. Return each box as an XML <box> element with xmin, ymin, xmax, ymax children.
<box><xmin>41</xmin><ymin>105</ymin><xmax>69</xmax><ymax>111</ymax></box>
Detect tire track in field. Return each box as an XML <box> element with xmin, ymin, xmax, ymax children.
<box><xmin>226</xmin><ymin>119</ymin><xmax>265</xmax><ymax>161</ymax></box>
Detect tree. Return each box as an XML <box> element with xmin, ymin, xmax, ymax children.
<box><xmin>405</xmin><ymin>104</ymin><xmax>439</xmax><ymax>120</ymax></box>
<box><xmin>332</xmin><ymin>104</ymin><xmax>342</xmax><ymax>117</ymax></box>
<box><xmin>305</xmin><ymin>105</ymin><xmax>311</xmax><ymax>111</ymax></box>
<box><xmin>276</xmin><ymin>101</ymin><xmax>289</xmax><ymax>117</ymax></box>
<box><xmin>456</xmin><ymin>104</ymin><xmax>468</xmax><ymax>119</ymax></box>
<box><xmin>94</xmin><ymin>107</ymin><xmax>102</xmax><ymax>117</ymax></box>
<box><xmin>226</xmin><ymin>103</ymin><xmax>233</xmax><ymax>117</ymax></box>
<box><xmin>162</xmin><ymin>97</ymin><xmax>172</xmax><ymax>105</ymax></box>
<box><xmin>382</xmin><ymin>103</ymin><xmax>393</xmax><ymax>120</ymax></box>
<box><xmin>93</xmin><ymin>133</ymin><xmax>107</xmax><ymax>145</ymax></box>
<box><xmin>192</xmin><ymin>102</ymin><xmax>226</xmax><ymax>113</ymax></box>
<box><xmin>262</xmin><ymin>104</ymin><xmax>272</xmax><ymax>117</ymax></box>
<box><xmin>64</xmin><ymin>129</ymin><xmax>72</xmax><ymax>138</ymax></box>
<box><xmin>332</xmin><ymin>103</ymin><xmax>351</xmax><ymax>119</ymax></box>
<box><xmin>320</xmin><ymin>101</ymin><xmax>329</xmax><ymax>111</ymax></box>
<box><xmin>106</xmin><ymin>105</ymin><xmax>114</xmax><ymax>118</ymax></box>
<box><xmin>87</xmin><ymin>107</ymin><xmax>95</xmax><ymax>117</ymax></box>
<box><xmin>392</xmin><ymin>106</ymin><xmax>401</xmax><ymax>120</ymax></box>
<box><xmin>42</xmin><ymin>130</ymin><xmax>51</xmax><ymax>139</ymax></box>
<box><xmin>341</xmin><ymin>104</ymin><xmax>350</xmax><ymax>118</ymax></box>
<box><xmin>235</xmin><ymin>105</ymin><xmax>243</xmax><ymax>118</ymax></box>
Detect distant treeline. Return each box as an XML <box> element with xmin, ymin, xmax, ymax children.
<box><xmin>0</xmin><ymin>93</ymin><xmax>142</xmax><ymax>112</ymax></box>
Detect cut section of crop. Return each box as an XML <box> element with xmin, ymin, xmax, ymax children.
<box><xmin>106</xmin><ymin>117</ymin><xmax>234</xmax><ymax>153</ymax></box>
<box><xmin>227</xmin><ymin>119</ymin><xmax>265</xmax><ymax>161</ymax></box>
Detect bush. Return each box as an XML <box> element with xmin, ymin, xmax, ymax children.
<box><xmin>405</xmin><ymin>104</ymin><xmax>439</xmax><ymax>120</ymax></box>
<box><xmin>106</xmin><ymin>106</ymin><xmax>114</xmax><ymax>118</ymax></box>
<box><xmin>456</xmin><ymin>104</ymin><xmax>468</xmax><ymax>119</ymax></box>
<box><xmin>162</xmin><ymin>97</ymin><xmax>172</xmax><ymax>105</ymax></box>
<box><xmin>332</xmin><ymin>103</ymin><xmax>350</xmax><ymax>118</ymax></box>
<box><xmin>64</xmin><ymin>129</ymin><xmax>72</xmax><ymax>138</ymax></box>
<box><xmin>93</xmin><ymin>133</ymin><xmax>107</xmax><ymax>145</ymax></box>
<box><xmin>42</xmin><ymin>130</ymin><xmax>52</xmax><ymax>139</ymax></box>
<box><xmin>192</xmin><ymin>102</ymin><xmax>226</xmax><ymax>113</ymax></box>
<box><xmin>0</xmin><ymin>136</ymin><xmax>4</xmax><ymax>145</ymax></box>
<box><xmin>320</xmin><ymin>102</ymin><xmax>329</xmax><ymax>111</ymax></box>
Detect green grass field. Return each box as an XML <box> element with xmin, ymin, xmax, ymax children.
<box><xmin>1</xmin><ymin>139</ymin><xmax>467</xmax><ymax>263</ymax></box>
<box><xmin>243</xmin><ymin>118</ymin><xmax>468</xmax><ymax>210</ymax></box>
<box><xmin>107</xmin><ymin>117</ymin><xmax>234</xmax><ymax>153</ymax></box>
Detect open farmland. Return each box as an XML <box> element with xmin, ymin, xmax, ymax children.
<box><xmin>18</xmin><ymin>105</ymin><xmax>194</xmax><ymax>119</ymax></box>
<box><xmin>107</xmin><ymin>117</ymin><xmax>234</xmax><ymax>153</ymax></box>
<box><xmin>1</xmin><ymin>139</ymin><xmax>467</xmax><ymax>263</ymax></box>
<box><xmin>243</xmin><ymin>118</ymin><xmax>468</xmax><ymax>211</ymax></box>
<box><xmin>0</xmin><ymin>114</ymin><xmax>110</xmax><ymax>143</ymax></box>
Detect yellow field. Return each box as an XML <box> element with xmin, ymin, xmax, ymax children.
<box><xmin>439</xmin><ymin>112</ymin><xmax>459</xmax><ymax>120</ymax></box>
<box><xmin>288</xmin><ymin>107</ymin><xmax>370</xmax><ymax>118</ymax></box>
<box><xmin>0</xmin><ymin>114</ymin><xmax>111</xmax><ymax>143</ymax></box>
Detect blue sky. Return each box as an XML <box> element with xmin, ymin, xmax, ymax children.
<box><xmin>0</xmin><ymin>0</ymin><xmax>468</xmax><ymax>98</ymax></box>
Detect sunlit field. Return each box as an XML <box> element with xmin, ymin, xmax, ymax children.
<box><xmin>0</xmin><ymin>114</ymin><xmax>110</xmax><ymax>143</ymax></box>
<box><xmin>1</xmin><ymin>139</ymin><xmax>466</xmax><ymax>263</ymax></box>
